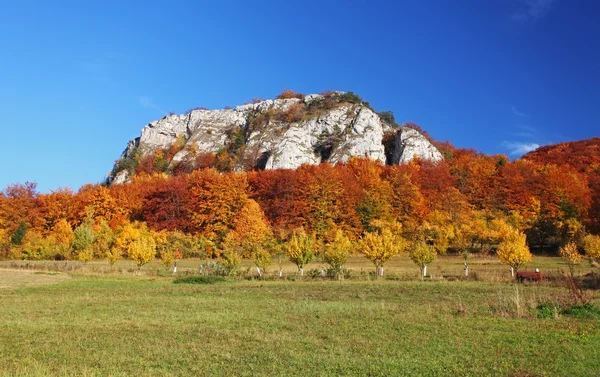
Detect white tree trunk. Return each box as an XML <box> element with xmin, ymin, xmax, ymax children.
<box><xmin>423</xmin><ymin>265</ymin><xmax>427</xmax><ymax>277</ymax></box>
<box><xmin>510</xmin><ymin>267</ymin><xmax>514</xmax><ymax>277</ymax></box>
<box><xmin>464</xmin><ymin>265</ymin><xmax>469</xmax><ymax>277</ymax></box>
<box><xmin>299</xmin><ymin>267</ymin><xmax>304</xmax><ymax>276</ymax></box>
<box><xmin>279</xmin><ymin>269</ymin><xmax>283</xmax><ymax>277</ymax></box>
<box><xmin>256</xmin><ymin>266</ymin><xmax>262</xmax><ymax>277</ymax></box>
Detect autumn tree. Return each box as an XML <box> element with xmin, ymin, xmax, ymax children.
<box><xmin>1</xmin><ymin>182</ymin><xmax>42</xmax><ymax>233</ymax></box>
<box><xmin>285</xmin><ymin>229</ymin><xmax>315</xmax><ymax>276</ymax></box>
<box><xmin>296</xmin><ymin>164</ymin><xmax>345</xmax><ymax>237</ymax></box>
<box><xmin>230</xmin><ymin>199</ymin><xmax>272</xmax><ymax>255</ymax></box>
<box><xmin>559</xmin><ymin>242</ymin><xmax>582</xmax><ymax>275</ymax></box>
<box><xmin>0</xmin><ymin>228</ymin><xmax>10</xmax><ymax>259</ymax></box>
<box><xmin>22</xmin><ymin>232</ymin><xmax>55</xmax><ymax>260</ymax></box>
<box><xmin>358</xmin><ymin>227</ymin><xmax>407</xmax><ymax>277</ymax></box>
<box><xmin>93</xmin><ymin>220</ymin><xmax>114</xmax><ymax>260</ymax></box>
<box><xmin>408</xmin><ymin>241</ymin><xmax>437</xmax><ymax>279</ymax></box>
<box><xmin>323</xmin><ymin>229</ymin><xmax>353</xmax><ymax>279</ymax></box>
<box><xmin>51</xmin><ymin>218</ymin><xmax>74</xmax><ymax>260</ymax></box>
<box><xmin>254</xmin><ymin>248</ymin><xmax>272</xmax><ymax>277</ymax></box>
<box><xmin>186</xmin><ymin>169</ymin><xmax>249</xmax><ymax>241</ymax></box>
<box><xmin>582</xmin><ymin>234</ymin><xmax>600</xmax><ymax>263</ymax></box>
<box><xmin>220</xmin><ymin>233</ymin><xmax>243</xmax><ymax>275</ymax></box>
<box><xmin>496</xmin><ymin>228</ymin><xmax>532</xmax><ymax>277</ymax></box>
<box><xmin>113</xmin><ymin>221</ymin><xmax>142</xmax><ymax>259</ymax></box>
<box><xmin>124</xmin><ymin>233</ymin><xmax>155</xmax><ymax>269</ymax></box>
<box><xmin>139</xmin><ymin>175</ymin><xmax>191</xmax><ymax>232</ymax></box>
<box><xmin>36</xmin><ymin>188</ymin><xmax>76</xmax><ymax>233</ymax></box>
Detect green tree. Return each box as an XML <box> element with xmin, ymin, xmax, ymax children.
<box><xmin>11</xmin><ymin>221</ymin><xmax>27</xmax><ymax>245</ymax></box>
<box><xmin>72</xmin><ymin>222</ymin><xmax>96</xmax><ymax>262</ymax></box>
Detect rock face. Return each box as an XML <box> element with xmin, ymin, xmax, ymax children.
<box><xmin>112</xmin><ymin>92</ymin><xmax>442</xmax><ymax>182</ymax></box>
<box><xmin>392</xmin><ymin>127</ymin><xmax>443</xmax><ymax>164</ymax></box>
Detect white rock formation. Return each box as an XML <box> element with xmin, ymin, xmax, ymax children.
<box><xmin>111</xmin><ymin>92</ymin><xmax>442</xmax><ymax>183</ymax></box>
<box><xmin>392</xmin><ymin>127</ymin><xmax>443</xmax><ymax>164</ymax></box>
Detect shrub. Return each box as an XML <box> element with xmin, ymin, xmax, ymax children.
<box><xmin>559</xmin><ymin>242</ymin><xmax>582</xmax><ymax>273</ymax></box>
<box><xmin>276</xmin><ymin>89</ymin><xmax>305</xmax><ymax>100</ymax></box>
<box><xmin>561</xmin><ymin>304</ymin><xmax>600</xmax><ymax>319</ymax></box>
<box><xmin>378</xmin><ymin>111</ymin><xmax>399</xmax><ymax>127</ymax></box>
<box><xmin>173</xmin><ymin>276</ymin><xmax>226</xmax><ymax>284</ymax></box>
<box><xmin>273</xmin><ymin>102</ymin><xmax>306</xmax><ymax>123</ymax></box>
<box><xmin>198</xmin><ymin>260</ymin><xmax>227</xmax><ymax>276</ymax></box>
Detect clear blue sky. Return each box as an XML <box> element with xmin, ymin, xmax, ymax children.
<box><xmin>1</xmin><ymin>0</ymin><xmax>598</xmax><ymax>192</ymax></box>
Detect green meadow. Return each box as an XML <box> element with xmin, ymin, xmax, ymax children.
<box><xmin>1</xmin><ymin>256</ymin><xmax>599</xmax><ymax>377</ymax></box>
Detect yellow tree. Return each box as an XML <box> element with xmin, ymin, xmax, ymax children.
<box><xmin>0</xmin><ymin>228</ymin><xmax>10</xmax><ymax>259</ymax></box>
<box><xmin>359</xmin><ymin>228</ymin><xmax>407</xmax><ymax>277</ymax></box>
<box><xmin>408</xmin><ymin>241</ymin><xmax>437</xmax><ymax>279</ymax></box>
<box><xmin>582</xmin><ymin>234</ymin><xmax>600</xmax><ymax>264</ymax></box>
<box><xmin>153</xmin><ymin>230</ymin><xmax>174</xmax><ymax>271</ymax></box>
<box><xmin>323</xmin><ymin>229</ymin><xmax>353</xmax><ymax>279</ymax></box>
<box><xmin>51</xmin><ymin>218</ymin><xmax>74</xmax><ymax>260</ymax></box>
<box><xmin>93</xmin><ymin>220</ymin><xmax>114</xmax><ymax>259</ymax></box>
<box><xmin>128</xmin><ymin>231</ymin><xmax>156</xmax><ymax>269</ymax></box>
<box><xmin>421</xmin><ymin>210</ymin><xmax>454</xmax><ymax>255</ymax></box>
<box><xmin>559</xmin><ymin>242</ymin><xmax>582</xmax><ymax>275</ymax></box>
<box><xmin>285</xmin><ymin>229</ymin><xmax>315</xmax><ymax>276</ymax></box>
<box><xmin>220</xmin><ymin>233</ymin><xmax>243</xmax><ymax>276</ymax></box>
<box><xmin>230</xmin><ymin>199</ymin><xmax>272</xmax><ymax>256</ymax></box>
<box><xmin>113</xmin><ymin>221</ymin><xmax>141</xmax><ymax>258</ymax></box>
<box><xmin>254</xmin><ymin>248</ymin><xmax>272</xmax><ymax>277</ymax></box>
<box><xmin>496</xmin><ymin>227</ymin><xmax>532</xmax><ymax>277</ymax></box>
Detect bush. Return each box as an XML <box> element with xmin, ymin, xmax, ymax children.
<box><xmin>561</xmin><ymin>304</ymin><xmax>600</xmax><ymax>319</ymax></box>
<box><xmin>173</xmin><ymin>276</ymin><xmax>226</xmax><ymax>285</ymax></box>
<box><xmin>198</xmin><ymin>260</ymin><xmax>228</xmax><ymax>276</ymax></box>
<box><xmin>535</xmin><ymin>303</ymin><xmax>560</xmax><ymax>319</ymax></box>
<box><xmin>378</xmin><ymin>111</ymin><xmax>399</xmax><ymax>127</ymax></box>
<box><xmin>273</xmin><ymin>102</ymin><xmax>306</xmax><ymax>123</ymax></box>
<box><xmin>276</xmin><ymin>89</ymin><xmax>305</xmax><ymax>100</ymax></box>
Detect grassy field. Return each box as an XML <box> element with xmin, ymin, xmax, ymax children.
<box><xmin>0</xmin><ymin>256</ymin><xmax>599</xmax><ymax>376</ymax></box>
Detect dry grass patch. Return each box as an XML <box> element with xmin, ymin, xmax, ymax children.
<box><xmin>0</xmin><ymin>269</ymin><xmax>71</xmax><ymax>290</ymax></box>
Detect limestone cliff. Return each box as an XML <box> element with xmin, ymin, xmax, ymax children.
<box><xmin>111</xmin><ymin>92</ymin><xmax>442</xmax><ymax>184</ymax></box>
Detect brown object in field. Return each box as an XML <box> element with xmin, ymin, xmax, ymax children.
<box><xmin>517</xmin><ymin>271</ymin><xmax>543</xmax><ymax>282</ymax></box>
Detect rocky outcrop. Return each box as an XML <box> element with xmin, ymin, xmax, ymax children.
<box><xmin>111</xmin><ymin>92</ymin><xmax>442</xmax><ymax>183</ymax></box>
<box><xmin>392</xmin><ymin>127</ymin><xmax>443</xmax><ymax>164</ymax></box>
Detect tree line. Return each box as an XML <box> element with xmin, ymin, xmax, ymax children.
<box><xmin>1</xmin><ymin>147</ymin><xmax>600</xmax><ymax>276</ymax></box>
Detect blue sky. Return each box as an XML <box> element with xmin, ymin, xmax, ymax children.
<box><xmin>1</xmin><ymin>0</ymin><xmax>598</xmax><ymax>192</ymax></box>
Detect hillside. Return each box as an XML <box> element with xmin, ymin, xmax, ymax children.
<box><xmin>109</xmin><ymin>91</ymin><xmax>442</xmax><ymax>184</ymax></box>
<box><xmin>523</xmin><ymin>138</ymin><xmax>600</xmax><ymax>173</ymax></box>
<box><xmin>523</xmin><ymin>138</ymin><xmax>600</xmax><ymax>233</ymax></box>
